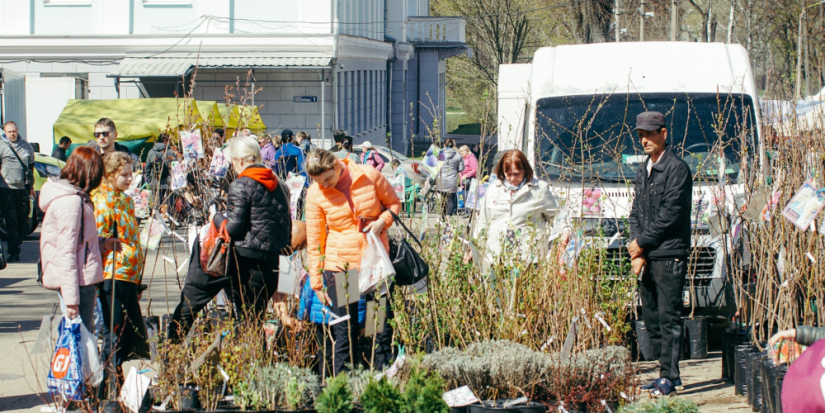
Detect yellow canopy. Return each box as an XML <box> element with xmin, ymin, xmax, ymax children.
<box><xmin>53</xmin><ymin>98</ymin><xmax>201</xmax><ymax>144</ymax></box>
<box><xmin>216</xmin><ymin>103</ymin><xmax>266</xmax><ymax>136</ymax></box>
<box><xmin>194</xmin><ymin>100</ymin><xmax>225</xmax><ymax>128</ymax></box>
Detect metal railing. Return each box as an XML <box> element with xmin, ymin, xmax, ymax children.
<box><xmin>407</xmin><ymin>17</ymin><xmax>466</xmax><ymax>43</ymax></box>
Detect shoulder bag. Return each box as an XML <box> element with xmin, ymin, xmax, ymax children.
<box><xmin>387</xmin><ymin>210</ymin><xmax>429</xmax><ymax>286</ymax></box>
<box><xmin>5</xmin><ymin>141</ymin><xmax>34</xmax><ymax>188</ymax></box>
<box><xmin>202</xmin><ymin>217</ymin><xmax>231</xmax><ymax>277</ymax></box>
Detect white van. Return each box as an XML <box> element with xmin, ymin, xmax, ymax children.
<box><xmin>498</xmin><ymin>42</ymin><xmax>761</xmax><ymax>317</ymax></box>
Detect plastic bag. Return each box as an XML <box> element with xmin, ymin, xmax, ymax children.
<box><xmin>359</xmin><ymin>232</ymin><xmax>396</xmax><ymax>294</ymax></box>
<box><xmin>140</xmin><ymin>212</ymin><xmax>169</xmax><ymax>251</ymax></box>
<box><xmin>79</xmin><ymin>323</ymin><xmax>103</xmax><ymax>387</ymax></box>
<box><xmin>48</xmin><ymin>317</ymin><xmax>85</xmax><ymax>401</ymax></box>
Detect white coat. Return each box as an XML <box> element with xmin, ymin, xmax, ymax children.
<box><xmin>472</xmin><ymin>178</ymin><xmax>560</xmax><ymax>268</ymax></box>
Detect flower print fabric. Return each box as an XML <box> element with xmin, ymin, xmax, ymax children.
<box><xmin>91</xmin><ymin>181</ymin><xmax>145</xmax><ymax>284</ymax></box>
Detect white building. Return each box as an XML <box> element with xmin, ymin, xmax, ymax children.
<box><xmin>0</xmin><ymin>0</ymin><xmax>467</xmax><ymax>154</ymax></box>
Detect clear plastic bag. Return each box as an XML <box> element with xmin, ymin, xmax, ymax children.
<box><xmin>79</xmin><ymin>323</ymin><xmax>103</xmax><ymax>387</ymax></box>
<box><xmin>359</xmin><ymin>232</ymin><xmax>396</xmax><ymax>294</ymax></box>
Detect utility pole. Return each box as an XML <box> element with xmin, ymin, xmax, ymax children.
<box><xmin>616</xmin><ymin>0</ymin><xmax>621</xmax><ymax>42</ymax></box>
<box><xmin>671</xmin><ymin>0</ymin><xmax>678</xmax><ymax>41</ymax></box>
<box><xmin>640</xmin><ymin>0</ymin><xmax>646</xmax><ymax>41</ymax></box>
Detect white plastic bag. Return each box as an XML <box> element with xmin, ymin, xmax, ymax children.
<box><xmin>79</xmin><ymin>323</ymin><xmax>103</xmax><ymax>387</ymax></box>
<box><xmin>359</xmin><ymin>232</ymin><xmax>396</xmax><ymax>294</ymax></box>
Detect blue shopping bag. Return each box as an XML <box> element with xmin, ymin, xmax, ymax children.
<box><xmin>457</xmin><ymin>187</ymin><xmax>465</xmax><ymax>209</ymax></box>
<box><xmin>48</xmin><ymin>317</ymin><xmax>85</xmax><ymax>401</ymax></box>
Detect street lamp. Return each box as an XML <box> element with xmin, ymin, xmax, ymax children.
<box><xmin>795</xmin><ymin>0</ymin><xmax>825</xmax><ymax>101</ymax></box>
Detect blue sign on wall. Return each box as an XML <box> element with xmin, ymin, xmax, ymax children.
<box><xmin>293</xmin><ymin>96</ymin><xmax>318</xmax><ymax>103</ymax></box>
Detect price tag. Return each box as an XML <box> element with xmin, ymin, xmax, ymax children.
<box><xmin>683</xmin><ymin>290</ymin><xmax>690</xmax><ymax>306</ymax></box>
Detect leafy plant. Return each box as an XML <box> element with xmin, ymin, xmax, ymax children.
<box><xmin>421</xmin><ymin>340</ymin><xmax>635</xmax><ymax>409</ymax></box>
<box><xmin>234</xmin><ymin>363</ymin><xmax>319</xmax><ymax>410</ymax></box>
<box><xmin>360</xmin><ymin>377</ymin><xmax>404</xmax><ymax>413</ymax></box>
<box><xmin>315</xmin><ymin>373</ymin><xmax>355</xmax><ymax>413</ymax></box>
<box><xmin>617</xmin><ymin>398</ymin><xmax>699</xmax><ymax>413</ymax></box>
<box><xmin>400</xmin><ymin>368</ymin><xmax>450</xmax><ymax>413</ymax></box>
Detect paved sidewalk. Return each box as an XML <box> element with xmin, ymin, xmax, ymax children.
<box><xmin>0</xmin><ymin>229</ymin><xmax>188</xmax><ymax>413</ymax></box>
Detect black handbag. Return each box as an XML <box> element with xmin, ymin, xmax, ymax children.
<box><xmin>388</xmin><ymin>210</ymin><xmax>428</xmax><ymax>286</ymax></box>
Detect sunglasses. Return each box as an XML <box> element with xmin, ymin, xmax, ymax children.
<box><xmin>93</xmin><ymin>131</ymin><xmax>112</xmax><ymax>138</ymax></box>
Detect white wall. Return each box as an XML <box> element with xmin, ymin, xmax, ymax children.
<box><xmin>0</xmin><ymin>0</ymin><xmax>339</xmax><ymax>36</ymax></box>
<box><xmin>25</xmin><ymin>77</ymin><xmax>78</xmax><ymax>152</ymax></box>
<box><xmin>193</xmin><ymin>69</ymin><xmax>336</xmax><ymax>146</ymax></box>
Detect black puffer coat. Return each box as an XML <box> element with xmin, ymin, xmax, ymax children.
<box><xmin>224</xmin><ymin>165</ymin><xmax>292</xmax><ymax>260</ymax></box>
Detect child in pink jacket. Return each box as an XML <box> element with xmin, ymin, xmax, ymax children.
<box><xmin>39</xmin><ymin>147</ymin><xmax>119</xmax><ymax>333</ymax></box>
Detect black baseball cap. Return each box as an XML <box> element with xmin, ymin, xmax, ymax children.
<box><xmin>634</xmin><ymin>111</ymin><xmax>666</xmax><ymax>131</ymax></box>
<box><xmin>281</xmin><ymin>129</ymin><xmax>294</xmax><ymax>139</ymax></box>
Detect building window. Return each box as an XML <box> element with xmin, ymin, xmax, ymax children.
<box><xmin>142</xmin><ymin>0</ymin><xmax>192</xmax><ymax>6</ymax></box>
<box><xmin>44</xmin><ymin>0</ymin><xmax>91</xmax><ymax>5</ymax></box>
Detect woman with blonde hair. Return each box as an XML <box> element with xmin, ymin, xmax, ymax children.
<box><xmin>304</xmin><ymin>148</ymin><xmax>401</xmax><ymax>374</ymax></box>
<box><xmin>222</xmin><ymin>135</ymin><xmax>292</xmax><ymax>319</ymax></box>
<box><xmin>92</xmin><ymin>151</ymin><xmax>146</xmax><ymax>377</ymax></box>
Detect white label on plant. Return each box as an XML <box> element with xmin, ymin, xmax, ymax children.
<box><xmin>683</xmin><ymin>290</ymin><xmax>690</xmax><ymax>306</ymax></box>
<box><xmin>608</xmin><ymin>232</ymin><xmax>621</xmax><ymax>246</ymax></box>
<box><xmin>807</xmin><ymin>252</ymin><xmax>816</xmax><ymax>263</ymax></box>
<box><xmin>594</xmin><ymin>313</ymin><xmax>612</xmax><ymax>332</ymax></box>
<box><xmin>442</xmin><ymin>386</ymin><xmax>480</xmax><ymax>407</ymax></box>
<box><xmin>176</xmin><ymin>259</ymin><xmax>189</xmax><ymax>274</ymax></box>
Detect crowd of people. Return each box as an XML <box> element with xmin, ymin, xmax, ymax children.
<box><xmin>3</xmin><ymin>111</ymin><xmax>712</xmax><ymax>399</ymax></box>
<box><xmin>0</xmin><ymin>115</ymin><xmax>566</xmax><ymax>385</ymax></box>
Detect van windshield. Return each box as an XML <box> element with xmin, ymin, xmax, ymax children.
<box><xmin>533</xmin><ymin>93</ymin><xmax>757</xmax><ymax>182</ymax></box>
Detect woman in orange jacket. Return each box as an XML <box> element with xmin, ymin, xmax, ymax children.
<box><xmin>305</xmin><ymin>149</ymin><xmax>401</xmax><ymax>375</ymax></box>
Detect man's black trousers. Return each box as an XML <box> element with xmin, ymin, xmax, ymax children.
<box><xmin>639</xmin><ymin>258</ymin><xmax>687</xmax><ymax>381</ymax></box>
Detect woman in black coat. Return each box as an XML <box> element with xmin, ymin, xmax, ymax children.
<box><xmin>221</xmin><ymin>136</ymin><xmax>293</xmax><ymax>320</ymax></box>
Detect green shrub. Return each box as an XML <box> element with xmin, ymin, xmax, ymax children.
<box><xmin>316</xmin><ymin>373</ymin><xmax>355</xmax><ymax>413</ymax></box>
<box><xmin>401</xmin><ymin>368</ymin><xmax>450</xmax><ymax>413</ymax></box>
<box><xmin>617</xmin><ymin>398</ymin><xmax>699</xmax><ymax>413</ymax></box>
<box><xmin>234</xmin><ymin>363</ymin><xmax>319</xmax><ymax>410</ymax></box>
<box><xmin>360</xmin><ymin>377</ymin><xmax>404</xmax><ymax>413</ymax></box>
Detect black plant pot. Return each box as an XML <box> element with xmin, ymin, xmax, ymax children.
<box><xmin>451</xmin><ymin>407</ymin><xmax>469</xmax><ymax>413</ymax></box>
<box><xmin>775</xmin><ymin>363</ymin><xmax>788</xmax><ymax>413</ymax></box>
<box><xmin>634</xmin><ymin>320</ymin><xmax>655</xmax><ymax>362</ymax></box>
<box><xmin>468</xmin><ymin>400</ymin><xmax>545</xmax><ymax>413</ymax></box>
<box><xmin>179</xmin><ymin>384</ymin><xmax>201</xmax><ymax>411</ymax></box>
<box><xmin>745</xmin><ymin>347</ymin><xmax>760</xmax><ymax>402</ymax></box>
<box><xmin>735</xmin><ymin>344</ymin><xmax>754</xmax><ymax>396</ymax></box>
<box><xmin>684</xmin><ymin>317</ymin><xmax>709</xmax><ymax>360</ymax></box>
<box><xmin>750</xmin><ymin>352</ymin><xmax>766</xmax><ymax>411</ymax></box>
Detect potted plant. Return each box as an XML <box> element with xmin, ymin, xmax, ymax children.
<box><xmin>315</xmin><ymin>374</ymin><xmax>354</xmax><ymax>413</ymax></box>
<box><xmin>359</xmin><ymin>377</ymin><xmax>403</xmax><ymax>413</ymax></box>
<box><xmin>234</xmin><ymin>363</ymin><xmax>319</xmax><ymax>412</ymax></box>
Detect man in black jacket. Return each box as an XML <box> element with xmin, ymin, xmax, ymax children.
<box><xmin>628</xmin><ymin>111</ymin><xmax>693</xmax><ymax>396</ymax></box>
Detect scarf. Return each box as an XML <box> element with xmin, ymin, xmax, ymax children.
<box><xmin>503</xmin><ymin>178</ymin><xmax>527</xmax><ymax>192</ymax></box>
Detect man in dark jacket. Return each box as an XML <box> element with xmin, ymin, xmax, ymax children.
<box><xmin>627</xmin><ymin>111</ymin><xmax>693</xmax><ymax>396</ymax></box>
<box><xmin>52</xmin><ymin>136</ymin><xmax>72</xmax><ymax>161</ymax></box>
<box><xmin>144</xmin><ymin>133</ymin><xmax>175</xmax><ymax>190</ymax></box>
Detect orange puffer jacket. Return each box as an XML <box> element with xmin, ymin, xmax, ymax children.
<box><xmin>306</xmin><ymin>158</ymin><xmax>402</xmax><ymax>291</ymax></box>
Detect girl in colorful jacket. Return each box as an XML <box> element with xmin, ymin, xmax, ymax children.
<box><xmin>305</xmin><ymin>149</ymin><xmax>401</xmax><ymax>375</ymax></box>
<box><xmin>92</xmin><ymin>151</ymin><xmax>146</xmax><ymax>372</ymax></box>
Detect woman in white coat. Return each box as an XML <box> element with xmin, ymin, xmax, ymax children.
<box><xmin>39</xmin><ymin>147</ymin><xmax>119</xmax><ymax>332</ymax></box>
<box><xmin>472</xmin><ymin>149</ymin><xmax>560</xmax><ymax>270</ymax></box>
